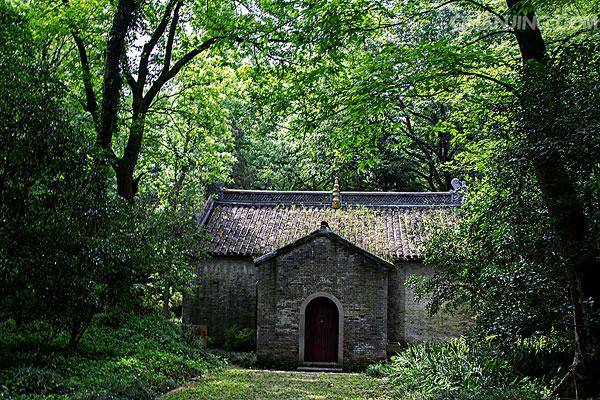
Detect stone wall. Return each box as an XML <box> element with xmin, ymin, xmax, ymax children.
<box><xmin>388</xmin><ymin>262</ymin><xmax>469</xmax><ymax>344</ymax></box>
<box><xmin>387</xmin><ymin>265</ymin><xmax>405</xmax><ymax>348</ymax></box>
<box><xmin>256</xmin><ymin>236</ymin><xmax>388</xmax><ymax>368</ymax></box>
<box><xmin>180</xmin><ymin>249</ymin><xmax>469</xmax><ymax>356</ymax></box>
<box><xmin>182</xmin><ymin>256</ymin><xmax>256</xmax><ymax>345</ymax></box>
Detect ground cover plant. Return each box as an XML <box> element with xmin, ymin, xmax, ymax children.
<box><xmin>366</xmin><ymin>339</ymin><xmax>562</xmax><ymax>400</ymax></box>
<box><xmin>0</xmin><ymin>312</ymin><xmax>223</xmax><ymax>400</ymax></box>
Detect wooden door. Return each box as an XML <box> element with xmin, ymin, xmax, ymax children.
<box><xmin>304</xmin><ymin>297</ymin><xmax>339</xmax><ymax>363</ymax></box>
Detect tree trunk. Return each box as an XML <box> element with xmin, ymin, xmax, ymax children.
<box><xmin>71</xmin><ymin>0</ymin><xmax>223</xmax><ymax>202</ymax></box>
<box><xmin>505</xmin><ymin>0</ymin><xmax>600</xmax><ymax>396</ymax></box>
<box><xmin>115</xmin><ymin>163</ymin><xmax>137</xmax><ymax>202</ymax></box>
<box><xmin>533</xmin><ymin>154</ymin><xmax>600</xmax><ymax>398</ymax></box>
<box><xmin>67</xmin><ymin>315</ymin><xmax>91</xmax><ymax>351</ymax></box>
<box><xmin>162</xmin><ymin>287</ymin><xmax>171</xmax><ymax>318</ymax></box>
<box><xmin>114</xmin><ymin>113</ymin><xmax>146</xmax><ymax>202</ymax></box>
<box><xmin>97</xmin><ymin>0</ymin><xmax>137</xmax><ymax>149</ymax></box>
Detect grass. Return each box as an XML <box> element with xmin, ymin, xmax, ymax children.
<box><xmin>162</xmin><ymin>368</ymin><xmax>395</xmax><ymax>400</ymax></box>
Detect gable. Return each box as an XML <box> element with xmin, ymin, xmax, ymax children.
<box><xmin>255</xmin><ymin>223</ymin><xmax>394</xmax><ymax>270</ymax></box>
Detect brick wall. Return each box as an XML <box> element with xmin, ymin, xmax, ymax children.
<box><xmin>256</xmin><ymin>236</ymin><xmax>388</xmax><ymax>368</ymax></box>
<box><xmin>181</xmin><ymin>248</ymin><xmax>469</xmax><ymax>358</ymax></box>
<box><xmin>387</xmin><ymin>265</ymin><xmax>405</xmax><ymax>348</ymax></box>
<box><xmin>388</xmin><ymin>262</ymin><xmax>470</xmax><ymax>344</ymax></box>
<box><xmin>182</xmin><ymin>256</ymin><xmax>256</xmax><ymax>345</ymax></box>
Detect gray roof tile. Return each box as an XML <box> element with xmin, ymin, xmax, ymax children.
<box><xmin>198</xmin><ymin>189</ymin><xmax>459</xmax><ymax>261</ymax></box>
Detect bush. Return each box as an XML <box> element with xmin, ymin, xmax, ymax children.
<box><xmin>222</xmin><ymin>326</ymin><xmax>256</xmax><ymax>352</ymax></box>
<box><xmin>370</xmin><ymin>339</ymin><xmax>553</xmax><ymax>400</ymax></box>
<box><xmin>365</xmin><ymin>361</ymin><xmax>393</xmax><ymax>377</ymax></box>
<box><xmin>0</xmin><ymin>312</ymin><xmax>224</xmax><ymax>399</ymax></box>
<box><xmin>502</xmin><ymin>336</ymin><xmax>571</xmax><ymax>379</ymax></box>
<box><xmin>0</xmin><ymin>366</ymin><xmax>70</xmax><ymax>396</ymax></box>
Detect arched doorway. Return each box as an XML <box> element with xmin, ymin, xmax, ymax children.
<box><xmin>304</xmin><ymin>296</ymin><xmax>339</xmax><ymax>363</ymax></box>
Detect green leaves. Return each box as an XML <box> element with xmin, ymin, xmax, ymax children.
<box><xmin>0</xmin><ymin>313</ymin><xmax>223</xmax><ymax>399</ymax></box>
<box><xmin>0</xmin><ymin>1</ymin><xmax>203</xmax><ymax>346</ymax></box>
<box><xmin>378</xmin><ymin>339</ymin><xmax>550</xmax><ymax>399</ymax></box>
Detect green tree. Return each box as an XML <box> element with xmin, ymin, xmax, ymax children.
<box><xmin>248</xmin><ymin>0</ymin><xmax>599</xmax><ymax>394</ymax></box>
<box><xmin>139</xmin><ymin>57</ymin><xmax>240</xmax><ymax>314</ymax></box>
<box><xmin>32</xmin><ymin>0</ymin><xmax>382</xmax><ymax>200</ymax></box>
<box><xmin>0</xmin><ymin>1</ymin><xmax>199</xmax><ymax>346</ymax></box>
<box><xmin>385</xmin><ymin>1</ymin><xmax>600</xmax><ymax>395</ymax></box>
<box><xmin>504</xmin><ymin>4</ymin><xmax>599</xmax><ymax>393</ymax></box>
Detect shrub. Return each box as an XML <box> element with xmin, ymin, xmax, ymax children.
<box><xmin>502</xmin><ymin>336</ymin><xmax>571</xmax><ymax>379</ymax></box>
<box><xmin>0</xmin><ymin>366</ymin><xmax>70</xmax><ymax>396</ymax></box>
<box><xmin>222</xmin><ymin>326</ymin><xmax>256</xmax><ymax>351</ymax></box>
<box><xmin>365</xmin><ymin>361</ymin><xmax>393</xmax><ymax>377</ymax></box>
<box><xmin>372</xmin><ymin>339</ymin><xmax>553</xmax><ymax>400</ymax></box>
<box><xmin>211</xmin><ymin>349</ymin><xmax>256</xmax><ymax>368</ymax></box>
<box><xmin>0</xmin><ymin>3</ymin><xmax>200</xmax><ymax>349</ymax></box>
<box><xmin>0</xmin><ymin>312</ymin><xmax>224</xmax><ymax>399</ymax></box>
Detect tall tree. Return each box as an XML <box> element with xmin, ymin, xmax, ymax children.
<box><xmin>504</xmin><ymin>1</ymin><xmax>599</xmax><ymax>395</ymax></box>
<box><xmin>384</xmin><ymin>0</ymin><xmax>600</xmax><ymax>395</ymax></box>
<box><xmin>64</xmin><ymin>0</ymin><xmax>236</xmax><ymax>200</ymax></box>
<box><xmin>270</xmin><ymin>0</ymin><xmax>599</xmax><ymax>393</ymax></box>
<box><xmin>53</xmin><ymin>0</ymin><xmax>380</xmax><ymax>200</ymax></box>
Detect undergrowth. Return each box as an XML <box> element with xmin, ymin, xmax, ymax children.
<box><xmin>367</xmin><ymin>338</ymin><xmax>561</xmax><ymax>400</ymax></box>
<box><xmin>0</xmin><ymin>312</ymin><xmax>224</xmax><ymax>400</ymax></box>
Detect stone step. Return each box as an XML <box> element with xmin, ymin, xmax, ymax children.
<box><xmin>297</xmin><ymin>366</ymin><xmax>343</xmax><ymax>373</ymax></box>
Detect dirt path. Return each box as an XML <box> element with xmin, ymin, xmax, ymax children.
<box><xmin>162</xmin><ymin>367</ymin><xmax>396</xmax><ymax>400</ymax></box>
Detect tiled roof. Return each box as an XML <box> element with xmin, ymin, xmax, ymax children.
<box><xmin>198</xmin><ymin>189</ymin><xmax>460</xmax><ymax>261</ymax></box>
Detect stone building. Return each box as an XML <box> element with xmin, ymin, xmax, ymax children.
<box><xmin>183</xmin><ymin>183</ymin><xmax>468</xmax><ymax>368</ymax></box>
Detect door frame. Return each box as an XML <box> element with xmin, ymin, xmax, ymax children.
<box><xmin>299</xmin><ymin>292</ymin><xmax>344</xmax><ymax>365</ymax></box>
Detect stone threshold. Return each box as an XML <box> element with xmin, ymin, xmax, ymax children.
<box><xmin>297</xmin><ymin>364</ymin><xmax>343</xmax><ymax>373</ymax></box>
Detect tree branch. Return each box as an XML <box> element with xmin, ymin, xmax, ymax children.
<box><xmin>137</xmin><ymin>0</ymin><xmax>178</xmax><ymax>95</ymax></box>
<box><xmin>462</xmin><ymin>29</ymin><xmax>513</xmax><ymax>48</ymax></box>
<box><xmin>162</xmin><ymin>1</ymin><xmax>183</xmax><ymax>75</ymax></box>
<box><xmin>72</xmin><ymin>32</ymin><xmax>99</xmax><ymax>129</ymax></box>
<box><xmin>62</xmin><ymin>0</ymin><xmax>99</xmax><ymax>130</ymax></box>
<box><xmin>144</xmin><ymin>35</ymin><xmax>227</xmax><ymax>107</ymax></box>
<box><xmin>456</xmin><ymin>0</ymin><xmax>505</xmax><ymax>21</ymax></box>
<box><xmin>460</xmin><ymin>71</ymin><xmax>520</xmax><ymax>97</ymax></box>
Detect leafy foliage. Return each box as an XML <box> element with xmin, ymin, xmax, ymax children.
<box><xmin>414</xmin><ymin>143</ymin><xmax>570</xmax><ymax>343</ymax></box>
<box><xmin>1</xmin><ymin>0</ymin><xmax>599</xmax><ymax>396</ymax></box>
<box><xmin>222</xmin><ymin>326</ymin><xmax>256</xmax><ymax>352</ymax></box>
<box><xmin>367</xmin><ymin>339</ymin><xmax>553</xmax><ymax>400</ymax></box>
<box><xmin>0</xmin><ymin>0</ymin><xmax>199</xmax><ymax>347</ymax></box>
<box><xmin>0</xmin><ymin>312</ymin><xmax>223</xmax><ymax>400</ymax></box>
<box><xmin>411</xmin><ymin>36</ymin><xmax>600</xmax><ymax>348</ymax></box>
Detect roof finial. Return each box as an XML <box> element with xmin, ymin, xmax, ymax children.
<box><xmin>331</xmin><ymin>177</ymin><xmax>341</xmax><ymax>209</ymax></box>
<box><xmin>450</xmin><ymin>178</ymin><xmax>467</xmax><ymax>202</ymax></box>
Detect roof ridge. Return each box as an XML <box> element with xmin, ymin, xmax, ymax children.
<box><xmin>221</xmin><ymin>188</ymin><xmax>454</xmax><ymax>195</ymax></box>
<box><xmin>216</xmin><ymin>188</ymin><xmax>462</xmax><ymax>208</ymax></box>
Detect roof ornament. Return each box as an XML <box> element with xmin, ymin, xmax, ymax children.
<box><xmin>331</xmin><ymin>177</ymin><xmax>341</xmax><ymax>209</ymax></box>
<box><xmin>320</xmin><ymin>221</ymin><xmax>330</xmax><ymax>231</ymax></box>
<box><xmin>450</xmin><ymin>178</ymin><xmax>467</xmax><ymax>202</ymax></box>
